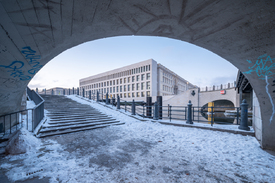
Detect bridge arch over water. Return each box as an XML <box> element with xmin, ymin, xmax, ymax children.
<box><xmin>0</xmin><ymin>0</ymin><xmax>274</xmax><ymax>150</ymax></box>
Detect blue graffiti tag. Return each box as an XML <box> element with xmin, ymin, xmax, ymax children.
<box><xmin>0</xmin><ymin>46</ymin><xmax>42</xmax><ymax>81</ymax></box>
<box><xmin>21</xmin><ymin>46</ymin><xmax>42</xmax><ymax>75</ymax></box>
<box><xmin>244</xmin><ymin>54</ymin><xmax>275</xmax><ymax>79</ymax></box>
<box><xmin>0</xmin><ymin>61</ymin><xmax>31</xmax><ymax>80</ymax></box>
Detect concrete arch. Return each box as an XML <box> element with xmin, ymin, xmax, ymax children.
<box><xmin>0</xmin><ymin>0</ymin><xmax>274</xmax><ymax>149</ymax></box>
<box><xmin>202</xmin><ymin>100</ymin><xmax>235</xmax><ymax>109</ymax></box>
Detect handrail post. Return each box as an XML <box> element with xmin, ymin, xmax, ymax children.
<box><xmin>96</xmin><ymin>91</ymin><xmax>99</xmax><ymax>102</ymax></box>
<box><xmin>211</xmin><ymin>106</ymin><xmax>214</xmax><ymax>126</ymax></box>
<box><xmin>186</xmin><ymin>100</ymin><xmax>193</xmax><ymax>124</ymax></box>
<box><xmin>153</xmin><ymin>102</ymin><xmax>159</xmax><ymax>120</ymax></box>
<box><xmin>106</xmin><ymin>92</ymin><xmax>109</xmax><ymax>104</ymax></box>
<box><xmin>236</xmin><ymin>107</ymin><xmax>240</xmax><ymax>125</ymax></box>
<box><xmin>132</xmin><ymin>100</ymin><xmax>136</xmax><ymax>115</ymax></box>
<box><xmin>169</xmin><ymin>105</ymin><xmax>172</xmax><ymax>122</ymax></box>
<box><xmin>117</xmin><ymin>96</ymin><xmax>120</xmax><ymax>109</ymax></box>
<box><xmin>238</xmin><ymin>99</ymin><xmax>250</xmax><ymax>131</ymax></box>
<box><xmin>89</xmin><ymin>90</ymin><xmax>91</xmax><ymax>100</ymax></box>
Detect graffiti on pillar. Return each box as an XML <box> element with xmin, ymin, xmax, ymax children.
<box><xmin>0</xmin><ymin>47</ymin><xmax>42</xmax><ymax>81</ymax></box>
<box><xmin>21</xmin><ymin>46</ymin><xmax>43</xmax><ymax>75</ymax></box>
<box><xmin>0</xmin><ymin>61</ymin><xmax>31</xmax><ymax>80</ymax></box>
<box><xmin>244</xmin><ymin>54</ymin><xmax>275</xmax><ymax>79</ymax></box>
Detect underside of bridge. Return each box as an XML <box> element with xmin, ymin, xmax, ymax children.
<box><xmin>0</xmin><ymin>0</ymin><xmax>274</xmax><ymax>149</ymax></box>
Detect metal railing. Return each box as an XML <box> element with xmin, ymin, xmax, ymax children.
<box><xmin>0</xmin><ymin>87</ymin><xmax>45</xmax><ymax>138</ymax></box>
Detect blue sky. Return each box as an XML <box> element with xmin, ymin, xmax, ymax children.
<box><xmin>28</xmin><ymin>36</ymin><xmax>238</xmax><ymax>90</ymax></box>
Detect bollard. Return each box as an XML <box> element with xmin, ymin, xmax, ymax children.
<box><xmin>82</xmin><ymin>88</ymin><xmax>85</xmax><ymax>97</ymax></box>
<box><xmin>63</xmin><ymin>89</ymin><xmax>65</xmax><ymax>95</ymax></box>
<box><xmin>186</xmin><ymin>100</ymin><xmax>193</xmax><ymax>124</ymax></box>
<box><xmin>69</xmin><ymin>88</ymin><xmax>71</xmax><ymax>95</ymax></box>
<box><xmin>132</xmin><ymin>100</ymin><xmax>136</xmax><ymax>115</ymax></box>
<box><xmin>77</xmin><ymin>88</ymin><xmax>79</xmax><ymax>95</ymax></box>
<box><xmin>106</xmin><ymin>93</ymin><xmax>109</xmax><ymax>104</ymax></box>
<box><xmin>45</xmin><ymin>88</ymin><xmax>46</xmax><ymax>95</ymax></box>
<box><xmin>112</xmin><ymin>97</ymin><xmax>115</xmax><ymax>106</ymax></box>
<box><xmin>73</xmin><ymin>87</ymin><xmax>74</xmax><ymax>95</ymax></box>
<box><xmin>153</xmin><ymin>102</ymin><xmax>159</xmax><ymax>120</ymax></box>
<box><xmin>96</xmin><ymin>91</ymin><xmax>99</xmax><ymax>102</ymax></box>
<box><xmin>117</xmin><ymin>96</ymin><xmax>120</xmax><ymax>109</ymax></box>
<box><xmin>89</xmin><ymin>90</ymin><xmax>91</xmax><ymax>100</ymax></box>
<box><xmin>51</xmin><ymin>89</ymin><xmax>53</xmax><ymax>95</ymax></box>
<box><xmin>238</xmin><ymin>99</ymin><xmax>250</xmax><ymax>131</ymax></box>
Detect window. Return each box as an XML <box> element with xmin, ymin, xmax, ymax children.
<box><xmin>113</xmin><ymin>87</ymin><xmax>115</xmax><ymax>93</ymax></box>
<box><xmin>120</xmin><ymin>79</ymin><xmax>122</xmax><ymax>84</ymax></box>
<box><xmin>146</xmin><ymin>73</ymin><xmax>150</xmax><ymax>80</ymax></box>
<box><xmin>141</xmin><ymin>82</ymin><xmax>144</xmax><ymax>90</ymax></box>
<box><xmin>146</xmin><ymin>82</ymin><xmax>150</xmax><ymax>89</ymax></box>
<box><xmin>141</xmin><ymin>92</ymin><xmax>145</xmax><ymax>97</ymax></box>
<box><xmin>124</xmin><ymin>85</ymin><xmax>126</xmax><ymax>92</ymax></box>
<box><xmin>110</xmin><ymin>87</ymin><xmax>112</xmax><ymax>93</ymax></box>
<box><xmin>107</xmin><ymin>81</ymin><xmax>109</xmax><ymax>86</ymax></box>
<box><xmin>117</xmin><ymin>79</ymin><xmax>119</xmax><ymax>85</ymax></box>
<box><xmin>107</xmin><ymin>88</ymin><xmax>109</xmax><ymax>93</ymax></box>
<box><xmin>141</xmin><ymin>74</ymin><xmax>144</xmax><ymax>81</ymax></box>
<box><xmin>146</xmin><ymin>91</ymin><xmax>150</xmax><ymax>97</ymax></box>
<box><xmin>120</xmin><ymin>94</ymin><xmax>122</xmax><ymax>98</ymax></box>
<box><xmin>132</xmin><ymin>76</ymin><xmax>135</xmax><ymax>82</ymax></box>
<box><xmin>128</xmin><ymin>77</ymin><xmax>130</xmax><ymax>83</ymax></box>
<box><xmin>116</xmin><ymin>86</ymin><xmax>119</xmax><ymax>92</ymax></box>
<box><xmin>120</xmin><ymin>86</ymin><xmax>122</xmax><ymax>92</ymax></box>
<box><xmin>136</xmin><ymin>83</ymin><xmax>140</xmax><ymax>90</ymax></box>
<box><xmin>128</xmin><ymin>84</ymin><xmax>130</xmax><ymax>91</ymax></box>
<box><xmin>104</xmin><ymin>82</ymin><xmax>106</xmax><ymax>86</ymax></box>
<box><xmin>149</xmin><ymin>65</ymin><xmax>150</xmax><ymax>71</ymax></box>
<box><xmin>136</xmin><ymin>92</ymin><xmax>140</xmax><ymax>97</ymax></box>
<box><xmin>124</xmin><ymin>93</ymin><xmax>126</xmax><ymax>98</ymax></box>
<box><xmin>128</xmin><ymin>93</ymin><xmax>130</xmax><ymax>98</ymax></box>
<box><xmin>136</xmin><ymin>75</ymin><xmax>140</xmax><ymax>81</ymax></box>
<box><xmin>132</xmin><ymin>84</ymin><xmax>135</xmax><ymax>91</ymax></box>
<box><xmin>110</xmin><ymin>81</ymin><xmax>112</xmax><ymax>86</ymax></box>
<box><xmin>132</xmin><ymin>92</ymin><xmax>135</xmax><ymax>97</ymax></box>
<box><xmin>124</xmin><ymin>78</ymin><xmax>126</xmax><ymax>83</ymax></box>
<box><xmin>113</xmin><ymin>80</ymin><xmax>115</xmax><ymax>85</ymax></box>
<box><xmin>104</xmin><ymin>88</ymin><xmax>106</xmax><ymax>93</ymax></box>
<box><xmin>146</xmin><ymin>65</ymin><xmax>148</xmax><ymax>71</ymax></box>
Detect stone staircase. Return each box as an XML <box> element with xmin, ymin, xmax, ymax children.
<box><xmin>37</xmin><ymin>95</ymin><xmax>124</xmax><ymax>138</ymax></box>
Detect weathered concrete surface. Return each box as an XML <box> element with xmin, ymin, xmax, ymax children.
<box><xmin>0</xmin><ymin>0</ymin><xmax>274</xmax><ymax>149</ymax></box>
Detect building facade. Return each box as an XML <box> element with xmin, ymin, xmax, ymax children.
<box><xmin>79</xmin><ymin>59</ymin><xmax>196</xmax><ymax>101</ymax></box>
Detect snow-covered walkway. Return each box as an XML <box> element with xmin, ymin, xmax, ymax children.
<box><xmin>0</xmin><ymin>95</ymin><xmax>274</xmax><ymax>183</ymax></box>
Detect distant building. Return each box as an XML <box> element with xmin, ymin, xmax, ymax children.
<box><xmin>79</xmin><ymin>59</ymin><xmax>197</xmax><ymax>101</ymax></box>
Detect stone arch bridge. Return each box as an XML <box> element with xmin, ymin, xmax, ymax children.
<box><xmin>0</xmin><ymin>0</ymin><xmax>274</xmax><ymax>150</ymax></box>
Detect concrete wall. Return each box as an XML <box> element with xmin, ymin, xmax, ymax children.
<box><xmin>163</xmin><ymin>88</ymin><xmax>237</xmax><ymax>108</ymax></box>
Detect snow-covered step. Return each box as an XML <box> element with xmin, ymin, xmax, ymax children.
<box><xmin>40</xmin><ymin>120</ymin><xmax>121</xmax><ymax>133</ymax></box>
<box><xmin>37</xmin><ymin>122</ymin><xmax>124</xmax><ymax>138</ymax></box>
<box><xmin>47</xmin><ymin>118</ymin><xmax>118</xmax><ymax>125</ymax></box>
<box><xmin>37</xmin><ymin>95</ymin><xmax>123</xmax><ymax>137</ymax></box>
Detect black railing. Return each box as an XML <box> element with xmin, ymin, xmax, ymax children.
<box><xmin>27</xmin><ymin>87</ymin><xmax>45</xmax><ymax>131</ymax></box>
<box><xmin>0</xmin><ymin>87</ymin><xmax>45</xmax><ymax>137</ymax></box>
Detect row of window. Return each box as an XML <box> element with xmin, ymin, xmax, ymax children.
<box><xmin>163</xmin><ymin>85</ymin><xmax>174</xmax><ymax>93</ymax></box>
<box><xmin>80</xmin><ymin>65</ymin><xmax>151</xmax><ymax>85</ymax></box>
<box><xmin>82</xmin><ymin>73</ymin><xmax>151</xmax><ymax>90</ymax></box>
<box><xmin>84</xmin><ymin>82</ymin><xmax>151</xmax><ymax>94</ymax></box>
<box><xmin>85</xmin><ymin>91</ymin><xmax>151</xmax><ymax>98</ymax></box>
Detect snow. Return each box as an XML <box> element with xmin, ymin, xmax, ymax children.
<box><xmin>0</xmin><ymin>95</ymin><xmax>274</xmax><ymax>182</ymax></box>
<box><xmin>5</xmin><ymin>128</ymin><xmax>40</xmax><ymax>155</ymax></box>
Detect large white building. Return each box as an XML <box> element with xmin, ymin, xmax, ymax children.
<box><xmin>79</xmin><ymin>59</ymin><xmax>197</xmax><ymax>101</ymax></box>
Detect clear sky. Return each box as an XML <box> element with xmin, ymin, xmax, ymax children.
<box><xmin>28</xmin><ymin>36</ymin><xmax>238</xmax><ymax>90</ymax></box>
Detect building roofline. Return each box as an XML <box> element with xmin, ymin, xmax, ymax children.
<box><xmin>80</xmin><ymin>59</ymin><xmax>155</xmax><ymax>82</ymax></box>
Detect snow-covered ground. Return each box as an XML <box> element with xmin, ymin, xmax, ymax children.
<box><xmin>0</xmin><ymin>95</ymin><xmax>274</xmax><ymax>183</ymax></box>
